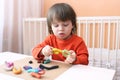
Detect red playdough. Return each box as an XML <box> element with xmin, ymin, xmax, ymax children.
<box><xmin>31</xmin><ymin>72</ymin><xmax>41</xmax><ymax>78</ymax></box>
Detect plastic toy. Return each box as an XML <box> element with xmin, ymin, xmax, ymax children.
<box><xmin>27</xmin><ymin>68</ymin><xmax>42</xmax><ymax>73</ymax></box>
<box><xmin>39</xmin><ymin>64</ymin><xmax>59</xmax><ymax>70</ymax></box>
<box><xmin>4</xmin><ymin>61</ymin><xmax>14</xmax><ymax>71</ymax></box>
<box><xmin>52</xmin><ymin>48</ymin><xmax>70</xmax><ymax>57</ymax></box>
<box><xmin>30</xmin><ymin>69</ymin><xmax>45</xmax><ymax>78</ymax></box>
<box><xmin>62</xmin><ymin>49</ymin><xmax>70</xmax><ymax>57</ymax></box>
<box><xmin>29</xmin><ymin>60</ymin><xmax>33</xmax><ymax>64</ymax></box>
<box><xmin>52</xmin><ymin>48</ymin><xmax>62</xmax><ymax>54</ymax></box>
<box><xmin>31</xmin><ymin>72</ymin><xmax>41</xmax><ymax>78</ymax></box>
<box><xmin>23</xmin><ymin>65</ymin><xmax>32</xmax><ymax>70</ymax></box>
<box><xmin>43</xmin><ymin>59</ymin><xmax>51</xmax><ymax>64</ymax></box>
<box><xmin>38</xmin><ymin>70</ymin><xmax>45</xmax><ymax>75</ymax></box>
<box><xmin>12</xmin><ymin>67</ymin><xmax>22</xmax><ymax>74</ymax></box>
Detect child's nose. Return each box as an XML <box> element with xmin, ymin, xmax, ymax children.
<box><xmin>59</xmin><ymin>26</ymin><xmax>64</xmax><ymax>30</ymax></box>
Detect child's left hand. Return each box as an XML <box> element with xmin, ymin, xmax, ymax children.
<box><xmin>64</xmin><ymin>50</ymin><xmax>76</xmax><ymax>64</ymax></box>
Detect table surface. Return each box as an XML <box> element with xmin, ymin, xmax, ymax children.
<box><xmin>0</xmin><ymin>52</ymin><xmax>116</xmax><ymax>80</ymax></box>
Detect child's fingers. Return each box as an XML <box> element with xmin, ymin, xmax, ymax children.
<box><xmin>65</xmin><ymin>56</ymin><xmax>74</xmax><ymax>64</ymax></box>
<box><xmin>64</xmin><ymin>59</ymin><xmax>69</xmax><ymax>64</ymax></box>
<box><xmin>42</xmin><ymin>45</ymin><xmax>53</xmax><ymax>56</ymax></box>
<box><xmin>69</xmin><ymin>50</ymin><xmax>76</xmax><ymax>58</ymax></box>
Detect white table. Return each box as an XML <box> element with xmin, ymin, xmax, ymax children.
<box><xmin>0</xmin><ymin>52</ymin><xmax>115</xmax><ymax>80</ymax></box>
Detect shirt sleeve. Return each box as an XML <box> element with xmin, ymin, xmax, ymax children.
<box><xmin>32</xmin><ymin>44</ymin><xmax>44</xmax><ymax>60</ymax></box>
<box><xmin>32</xmin><ymin>35</ymin><xmax>52</xmax><ymax>60</ymax></box>
<box><xmin>73</xmin><ymin>40</ymin><xmax>89</xmax><ymax>65</ymax></box>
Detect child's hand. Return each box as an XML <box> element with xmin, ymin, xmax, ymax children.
<box><xmin>41</xmin><ymin>45</ymin><xmax>53</xmax><ymax>57</ymax></box>
<box><xmin>64</xmin><ymin>50</ymin><xmax>76</xmax><ymax>64</ymax></box>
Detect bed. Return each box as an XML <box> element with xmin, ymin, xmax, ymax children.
<box><xmin>23</xmin><ymin>16</ymin><xmax>120</xmax><ymax>80</ymax></box>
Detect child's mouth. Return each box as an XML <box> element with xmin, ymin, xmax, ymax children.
<box><xmin>59</xmin><ymin>33</ymin><xmax>65</xmax><ymax>37</ymax></box>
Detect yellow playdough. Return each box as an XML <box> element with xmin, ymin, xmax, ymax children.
<box><xmin>52</xmin><ymin>48</ymin><xmax>70</xmax><ymax>57</ymax></box>
<box><xmin>52</xmin><ymin>48</ymin><xmax>62</xmax><ymax>54</ymax></box>
<box><xmin>12</xmin><ymin>67</ymin><xmax>22</xmax><ymax>74</ymax></box>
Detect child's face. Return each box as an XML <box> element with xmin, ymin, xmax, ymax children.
<box><xmin>51</xmin><ymin>20</ymin><xmax>73</xmax><ymax>40</ymax></box>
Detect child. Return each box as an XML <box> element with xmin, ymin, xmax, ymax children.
<box><xmin>32</xmin><ymin>3</ymin><xmax>89</xmax><ymax>65</ymax></box>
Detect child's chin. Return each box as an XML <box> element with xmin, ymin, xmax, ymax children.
<box><xmin>58</xmin><ymin>37</ymin><xmax>66</xmax><ymax>40</ymax></box>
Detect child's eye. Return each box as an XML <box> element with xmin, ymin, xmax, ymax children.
<box><xmin>53</xmin><ymin>24</ymin><xmax>58</xmax><ymax>27</ymax></box>
<box><xmin>63</xmin><ymin>24</ymin><xmax>69</xmax><ymax>27</ymax></box>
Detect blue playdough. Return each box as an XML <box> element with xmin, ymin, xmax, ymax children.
<box><xmin>43</xmin><ymin>59</ymin><xmax>51</xmax><ymax>64</ymax></box>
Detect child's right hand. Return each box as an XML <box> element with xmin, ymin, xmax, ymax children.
<box><xmin>41</xmin><ymin>45</ymin><xmax>53</xmax><ymax>57</ymax></box>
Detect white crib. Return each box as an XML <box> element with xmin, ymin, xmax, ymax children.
<box><xmin>23</xmin><ymin>16</ymin><xmax>120</xmax><ymax>80</ymax></box>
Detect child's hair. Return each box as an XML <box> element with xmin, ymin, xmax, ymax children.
<box><xmin>47</xmin><ymin>3</ymin><xmax>77</xmax><ymax>34</ymax></box>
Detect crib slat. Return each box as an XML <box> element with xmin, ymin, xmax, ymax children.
<box><xmin>99</xmin><ymin>20</ymin><xmax>103</xmax><ymax>67</ymax></box>
<box><xmin>106</xmin><ymin>20</ymin><xmax>111</xmax><ymax>68</ymax></box>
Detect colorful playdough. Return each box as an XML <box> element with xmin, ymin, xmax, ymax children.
<box><xmin>4</xmin><ymin>61</ymin><xmax>14</xmax><ymax>71</ymax></box>
<box><xmin>52</xmin><ymin>48</ymin><xmax>70</xmax><ymax>57</ymax></box>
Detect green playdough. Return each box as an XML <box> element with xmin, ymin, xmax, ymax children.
<box><xmin>52</xmin><ymin>48</ymin><xmax>70</xmax><ymax>57</ymax></box>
